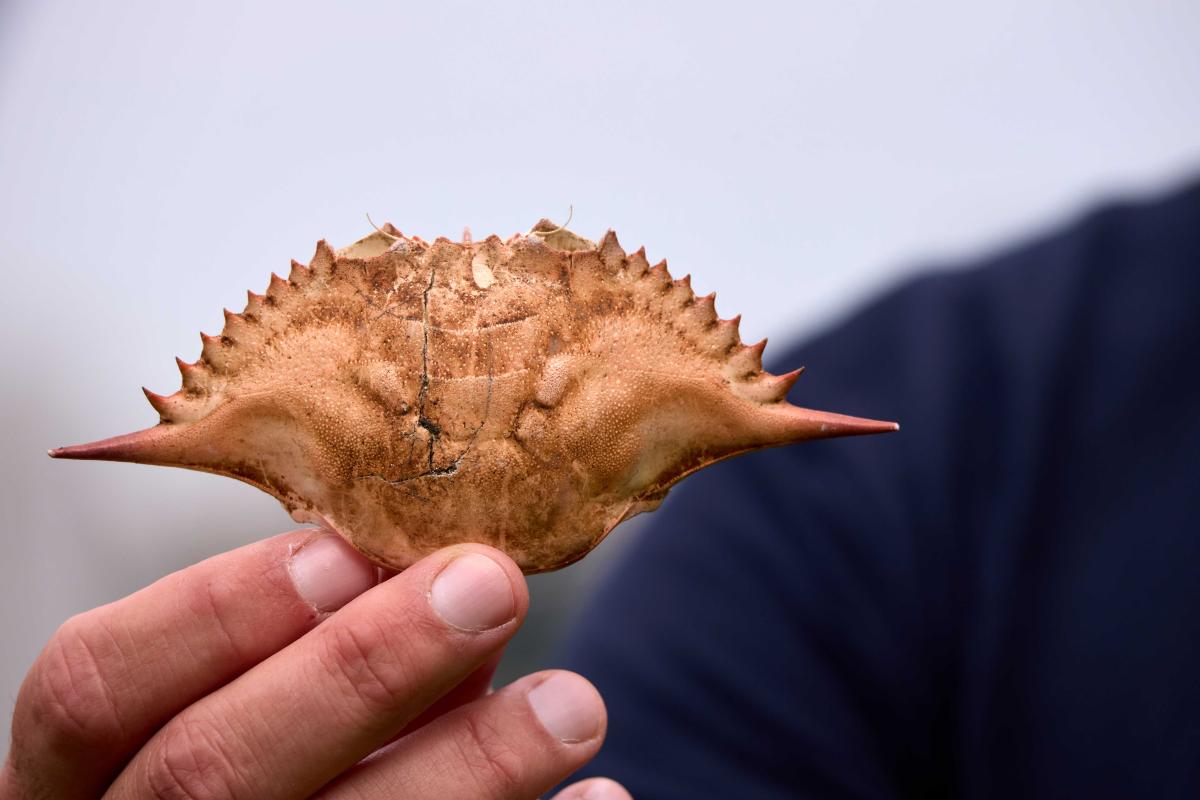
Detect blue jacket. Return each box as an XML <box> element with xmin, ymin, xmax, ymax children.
<box><xmin>559</xmin><ymin>180</ymin><xmax>1200</xmax><ymax>798</ymax></box>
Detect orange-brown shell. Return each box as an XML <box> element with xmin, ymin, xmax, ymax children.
<box><xmin>50</xmin><ymin>220</ymin><xmax>897</xmax><ymax>572</ymax></box>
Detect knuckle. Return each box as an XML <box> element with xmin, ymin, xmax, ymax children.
<box><xmin>321</xmin><ymin>618</ymin><xmax>415</xmax><ymax>712</ymax></box>
<box><xmin>21</xmin><ymin>614</ymin><xmax>125</xmax><ymax>748</ymax></box>
<box><xmin>144</xmin><ymin>716</ymin><xmax>244</xmax><ymax>800</ymax></box>
<box><xmin>456</xmin><ymin>713</ymin><xmax>525</xmax><ymax>796</ymax></box>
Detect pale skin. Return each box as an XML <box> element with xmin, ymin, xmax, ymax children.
<box><xmin>0</xmin><ymin>530</ymin><xmax>631</xmax><ymax>800</ymax></box>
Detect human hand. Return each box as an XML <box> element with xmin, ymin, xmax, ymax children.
<box><xmin>0</xmin><ymin>530</ymin><xmax>630</xmax><ymax>799</ymax></box>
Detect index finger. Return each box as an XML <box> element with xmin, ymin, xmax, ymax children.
<box><xmin>4</xmin><ymin>529</ymin><xmax>378</xmax><ymax>800</ymax></box>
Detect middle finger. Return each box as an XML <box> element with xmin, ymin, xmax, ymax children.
<box><xmin>106</xmin><ymin>543</ymin><xmax>527</xmax><ymax>800</ymax></box>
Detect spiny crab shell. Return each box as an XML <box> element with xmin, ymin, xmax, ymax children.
<box><xmin>50</xmin><ymin>220</ymin><xmax>897</xmax><ymax>573</ymax></box>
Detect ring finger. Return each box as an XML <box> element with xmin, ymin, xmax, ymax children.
<box><xmin>316</xmin><ymin>670</ymin><xmax>608</xmax><ymax>800</ymax></box>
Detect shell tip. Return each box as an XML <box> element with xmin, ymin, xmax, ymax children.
<box><xmin>43</xmin><ymin>426</ymin><xmax>172</xmax><ymax>463</ymax></box>
<box><xmin>774</xmin><ymin>406</ymin><xmax>901</xmax><ymax>442</ymax></box>
<box><xmin>46</xmin><ymin>441</ymin><xmax>101</xmax><ymax>460</ymax></box>
<box><xmin>848</xmin><ymin>417</ymin><xmax>901</xmax><ymax>435</ymax></box>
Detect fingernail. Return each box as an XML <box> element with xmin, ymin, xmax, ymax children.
<box><xmin>430</xmin><ymin>553</ymin><xmax>515</xmax><ymax>631</ymax></box>
<box><xmin>527</xmin><ymin>672</ymin><xmax>603</xmax><ymax>743</ymax></box>
<box><xmin>582</xmin><ymin>779</ymin><xmax>630</xmax><ymax>800</ymax></box>
<box><xmin>288</xmin><ymin>534</ymin><xmax>377</xmax><ymax>613</ymax></box>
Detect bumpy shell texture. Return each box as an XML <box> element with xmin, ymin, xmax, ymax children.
<box><xmin>50</xmin><ymin>220</ymin><xmax>898</xmax><ymax>573</ymax></box>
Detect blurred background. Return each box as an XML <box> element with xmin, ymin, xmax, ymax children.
<box><xmin>1</xmin><ymin>0</ymin><xmax>1198</xmax><ymax>759</ymax></box>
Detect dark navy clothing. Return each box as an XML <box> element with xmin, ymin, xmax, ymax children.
<box><xmin>558</xmin><ymin>181</ymin><xmax>1200</xmax><ymax>798</ymax></box>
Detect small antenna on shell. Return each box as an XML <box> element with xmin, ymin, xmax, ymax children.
<box><xmin>365</xmin><ymin>213</ymin><xmax>399</xmax><ymax>241</ymax></box>
<box><xmin>533</xmin><ymin>205</ymin><xmax>574</xmax><ymax>236</ymax></box>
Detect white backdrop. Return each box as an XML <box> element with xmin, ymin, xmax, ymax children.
<box><xmin>2</xmin><ymin>0</ymin><xmax>1198</xmax><ymax>757</ymax></box>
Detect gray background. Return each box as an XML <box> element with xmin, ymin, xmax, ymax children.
<box><xmin>2</xmin><ymin>0</ymin><xmax>1198</xmax><ymax>760</ymax></box>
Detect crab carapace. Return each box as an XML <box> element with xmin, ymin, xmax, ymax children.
<box><xmin>50</xmin><ymin>220</ymin><xmax>898</xmax><ymax>573</ymax></box>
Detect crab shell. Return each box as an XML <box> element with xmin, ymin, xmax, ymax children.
<box><xmin>50</xmin><ymin>221</ymin><xmax>897</xmax><ymax>573</ymax></box>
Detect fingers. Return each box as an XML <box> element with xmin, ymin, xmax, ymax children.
<box><xmin>4</xmin><ymin>529</ymin><xmax>376</xmax><ymax>800</ymax></box>
<box><xmin>317</xmin><ymin>670</ymin><xmax>610</xmax><ymax>800</ymax></box>
<box><xmin>106</xmin><ymin>543</ymin><xmax>528</xmax><ymax>800</ymax></box>
<box><xmin>391</xmin><ymin>649</ymin><xmax>504</xmax><ymax>742</ymax></box>
<box><xmin>552</xmin><ymin>777</ymin><xmax>634</xmax><ymax>800</ymax></box>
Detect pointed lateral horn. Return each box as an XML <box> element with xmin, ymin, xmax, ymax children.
<box><xmin>48</xmin><ymin>424</ymin><xmax>183</xmax><ymax>464</ymax></box>
<box><xmin>766</xmin><ymin>404</ymin><xmax>900</xmax><ymax>443</ymax></box>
